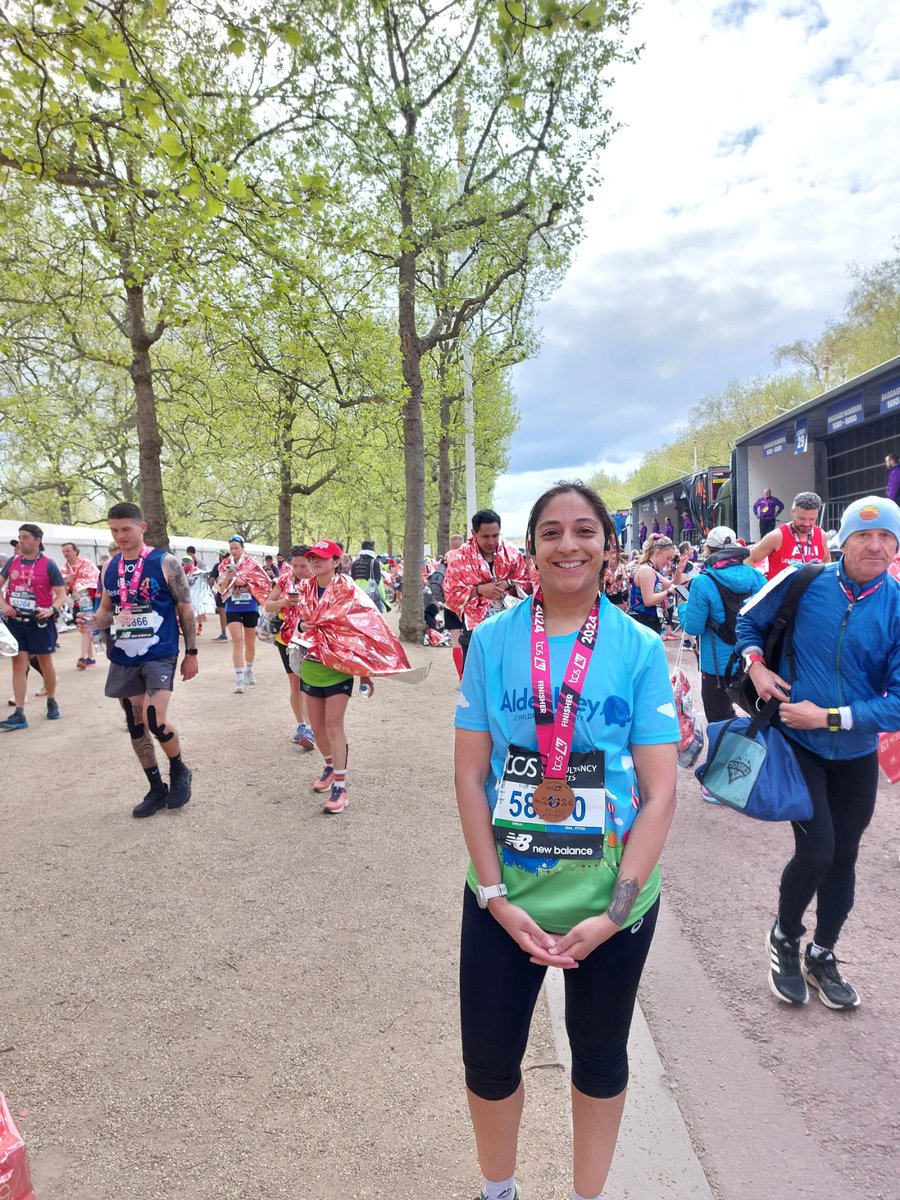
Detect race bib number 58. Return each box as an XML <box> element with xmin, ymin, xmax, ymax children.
<box><xmin>493</xmin><ymin>744</ymin><xmax>606</xmax><ymax>860</ymax></box>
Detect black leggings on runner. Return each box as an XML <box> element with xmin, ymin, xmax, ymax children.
<box><xmin>460</xmin><ymin>887</ymin><xmax>658</xmax><ymax>1101</ymax></box>
<box><xmin>778</xmin><ymin>742</ymin><xmax>879</xmax><ymax>948</ymax></box>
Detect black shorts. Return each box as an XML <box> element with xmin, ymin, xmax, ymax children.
<box><xmin>629</xmin><ymin>609</ymin><xmax>661</xmax><ymax>635</ymax></box>
<box><xmin>105</xmin><ymin>655</ymin><xmax>178</xmax><ymax>698</ymax></box>
<box><xmin>300</xmin><ymin>676</ymin><xmax>355</xmax><ymax>699</ymax></box>
<box><xmin>227</xmin><ymin>610</ymin><xmax>259</xmax><ymax>629</ymax></box>
<box><xmin>6</xmin><ymin>617</ymin><xmax>58</xmax><ymax>656</ymax></box>
<box><xmin>443</xmin><ymin>608</ymin><xmax>463</xmax><ymax>631</ymax></box>
<box><xmin>275</xmin><ymin>640</ymin><xmax>294</xmax><ymax>676</ymax></box>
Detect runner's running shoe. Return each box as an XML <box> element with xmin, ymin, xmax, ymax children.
<box><xmin>802</xmin><ymin>947</ymin><xmax>860</xmax><ymax>1009</ymax></box>
<box><xmin>245</xmin><ymin>666</ymin><xmax>257</xmax><ymax>685</ymax></box>
<box><xmin>0</xmin><ymin>711</ymin><xmax>28</xmax><ymax>732</ymax></box>
<box><xmin>766</xmin><ymin>925</ymin><xmax>808</xmax><ymax>1004</ymax></box>
<box><xmin>234</xmin><ymin>680</ymin><xmax>245</xmax><ymax>694</ymax></box>
<box><xmin>323</xmin><ymin>784</ymin><xmax>348</xmax><ymax>814</ymax></box>
<box><xmin>474</xmin><ymin>1188</ymin><xmax>520</xmax><ymax>1200</ymax></box>
<box><xmin>293</xmin><ymin>723</ymin><xmax>315</xmax><ymax>750</ymax></box>
<box><xmin>46</xmin><ymin>698</ymin><xmax>60</xmax><ymax>720</ymax></box>
<box><xmin>132</xmin><ymin>786</ymin><xmax>169</xmax><ymax>818</ymax></box>
<box><xmin>77</xmin><ymin>657</ymin><xmax>88</xmax><ymax>669</ymax></box>
<box><xmin>212</xmin><ymin>633</ymin><xmax>228</xmax><ymax>642</ymax></box>
<box><xmin>167</xmin><ymin>766</ymin><xmax>193</xmax><ymax>809</ymax></box>
<box><xmin>312</xmin><ymin>766</ymin><xmax>334</xmax><ymax>793</ymax></box>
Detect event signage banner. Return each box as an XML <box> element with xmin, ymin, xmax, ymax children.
<box><xmin>879</xmin><ymin>377</ymin><xmax>900</xmax><ymax>415</ymax></box>
<box><xmin>794</xmin><ymin>417</ymin><xmax>808</xmax><ymax>455</ymax></box>
<box><xmin>827</xmin><ymin>395</ymin><xmax>864</xmax><ymax>433</ymax></box>
<box><xmin>763</xmin><ymin>428</ymin><xmax>788</xmax><ymax>457</ymax></box>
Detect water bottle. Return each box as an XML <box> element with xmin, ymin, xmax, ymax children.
<box><xmin>359</xmin><ymin>681</ymin><xmax>371</xmax><ymax>700</ymax></box>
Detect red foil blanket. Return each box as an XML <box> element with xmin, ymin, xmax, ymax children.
<box><xmin>215</xmin><ymin>554</ymin><xmax>271</xmax><ymax>605</ymax></box>
<box><xmin>290</xmin><ymin>573</ymin><xmax>411</xmax><ymax>676</ymax></box>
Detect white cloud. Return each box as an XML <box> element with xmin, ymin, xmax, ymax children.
<box><xmin>492</xmin><ymin>459</ymin><xmax>642</xmax><ymax>540</ymax></box>
<box><xmin>503</xmin><ymin>0</ymin><xmax>900</xmax><ymax>488</ymax></box>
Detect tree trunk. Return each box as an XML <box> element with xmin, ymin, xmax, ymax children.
<box><xmin>398</xmin><ymin>245</ymin><xmax>425</xmax><ymax>644</ymax></box>
<box><xmin>125</xmin><ymin>284</ymin><xmax>169</xmax><ymax>549</ymax></box>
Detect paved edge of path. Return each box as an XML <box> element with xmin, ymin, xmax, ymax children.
<box><xmin>543</xmin><ymin>970</ymin><xmax>715</xmax><ymax>1200</ymax></box>
<box><xmin>637</xmin><ymin>902</ymin><xmax>871</xmax><ymax>1200</ymax></box>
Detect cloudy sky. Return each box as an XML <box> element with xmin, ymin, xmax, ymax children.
<box><xmin>493</xmin><ymin>0</ymin><xmax>900</xmax><ymax>537</ymax></box>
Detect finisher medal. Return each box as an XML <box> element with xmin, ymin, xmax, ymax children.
<box><xmin>530</xmin><ymin>588</ymin><xmax>600</xmax><ymax>819</ymax></box>
<box><xmin>532</xmin><ymin>778</ymin><xmax>576</xmax><ymax>823</ymax></box>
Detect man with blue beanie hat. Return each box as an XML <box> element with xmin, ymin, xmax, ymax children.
<box><xmin>735</xmin><ymin>495</ymin><xmax>900</xmax><ymax>1010</ymax></box>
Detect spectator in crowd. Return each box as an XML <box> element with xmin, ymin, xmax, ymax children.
<box><xmin>663</xmin><ymin>517</ymin><xmax>674</xmax><ymax>539</ymax></box>
<box><xmin>885</xmin><ymin>454</ymin><xmax>900</xmax><ymax>502</ymax></box>
<box><xmin>752</xmin><ymin>488</ymin><xmax>784</xmax><ymax>537</ymax></box>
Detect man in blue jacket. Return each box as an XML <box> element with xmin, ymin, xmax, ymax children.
<box><xmin>735</xmin><ymin>496</ymin><xmax>900</xmax><ymax>1011</ymax></box>
<box><xmin>679</xmin><ymin>527</ymin><xmax>765</xmax><ymax>721</ymax></box>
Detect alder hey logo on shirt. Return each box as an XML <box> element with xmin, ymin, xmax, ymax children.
<box><xmin>501</xmin><ymin>686</ymin><xmax>602</xmax><ymax>723</ymax></box>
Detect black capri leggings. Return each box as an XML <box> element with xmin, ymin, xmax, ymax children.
<box><xmin>778</xmin><ymin>742</ymin><xmax>879</xmax><ymax>948</ymax></box>
<box><xmin>460</xmin><ymin>887</ymin><xmax>659</xmax><ymax>1101</ymax></box>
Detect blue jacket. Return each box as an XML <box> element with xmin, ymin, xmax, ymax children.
<box><xmin>678</xmin><ymin>564</ymin><xmax>766</xmax><ymax>676</ymax></box>
<box><xmin>735</xmin><ymin>562</ymin><xmax>900</xmax><ymax>759</ymax></box>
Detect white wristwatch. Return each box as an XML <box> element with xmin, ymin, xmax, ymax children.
<box><xmin>476</xmin><ymin>882</ymin><xmax>508</xmax><ymax>909</ymax></box>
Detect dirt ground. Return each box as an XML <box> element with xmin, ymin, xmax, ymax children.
<box><xmin>2</xmin><ymin>622</ymin><xmax>898</xmax><ymax>1199</ymax></box>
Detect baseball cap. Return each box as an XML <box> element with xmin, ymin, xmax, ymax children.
<box><xmin>217</xmin><ymin>548</ymin><xmax>228</xmax><ymax>557</ymax></box>
<box><xmin>705</xmin><ymin>526</ymin><xmax>737</xmax><ymax>550</ymax></box>
<box><xmin>838</xmin><ymin>496</ymin><xmax>900</xmax><ymax>547</ymax></box>
<box><xmin>305</xmin><ymin>540</ymin><xmax>342</xmax><ymax>559</ymax></box>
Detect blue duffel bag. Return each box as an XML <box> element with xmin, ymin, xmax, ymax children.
<box><xmin>695</xmin><ymin>697</ymin><xmax>813</xmax><ymax>822</ymax></box>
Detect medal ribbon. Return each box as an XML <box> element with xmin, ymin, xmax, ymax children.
<box><xmin>837</xmin><ymin>572</ymin><xmax>885</xmax><ymax>606</ymax></box>
<box><xmin>116</xmin><ymin>544</ymin><xmax>151</xmax><ymax>611</ymax></box>
<box><xmin>789</xmin><ymin>524</ymin><xmax>815</xmax><ymax>562</ymax></box>
<box><xmin>531</xmin><ymin>590</ymin><xmax>600</xmax><ymax>781</ymax></box>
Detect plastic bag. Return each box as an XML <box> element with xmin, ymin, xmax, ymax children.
<box><xmin>0</xmin><ymin>1093</ymin><xmax>35</xmax><ymax>1200</ymax></box>
<box><xmin>878</xmin><ymin>731</ymin><xmax>900</xmax><ymax>783</ymax></box>
<box><xmin>671</xmin><ymin>666</ymin><xmax>704</xmax><ymax>769</ymax></box>
<box><xmin>255</xmin><ymin>612</ymin><xmax>274</xmax><ymax>643</ymax></box>
<box><xmin>0</xmin><ymin>618</ymin><xmax>17</xmax><ymax>658</ymax></box>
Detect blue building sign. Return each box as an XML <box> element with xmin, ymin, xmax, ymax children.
<box><xmin>763</xmin><ymin>428</ymin><xmax>788</xmax><ymax>457</ymax></box>
<box><xmin>827</xmin><ymin>395</ymin><xmax>864</xmax><ymax>433</ymax></box>
<box><xmin>794</xmin><ymin>417</ymin><xmax>808</xmax><ymax>455</ymax></box>
<box><xmin>879</xmin><ymin>377</ymin><xmax>900</xmax><ymax>415</ymax></box>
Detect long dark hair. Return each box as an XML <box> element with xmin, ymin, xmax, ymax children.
<box><xmin>525</xmin><ymin>481</ymin><xmax>620</xmax><ymax>582</ymax></box>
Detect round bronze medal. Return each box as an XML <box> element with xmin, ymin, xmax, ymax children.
<box><xmin>532</xmin><ymin>778</ymin><xmax>576</xmax><ymax>823</ymax></box>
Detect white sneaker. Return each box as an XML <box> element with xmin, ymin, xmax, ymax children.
<box><xmin>245</xmin><ymin>668</ymin><xmax>257</xmax><ymax>685</ymax></box>
<box><xmin>234</xmin><ymin>680</ymin><xmax>245</xmax><ymax>694</ymax></box>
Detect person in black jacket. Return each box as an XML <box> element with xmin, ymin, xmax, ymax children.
<box><xmin>350</xmin><ymin>541</ymin><xmax>384</xmax><ymax>611</ymax></box>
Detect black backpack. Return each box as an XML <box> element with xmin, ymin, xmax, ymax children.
<box><xmin>427</xmin><ymin>566</ymin><xmax>446</xmax><ymax>605</ymax></box>
<box><xmin>722</xmin><ymin>563</ymin><xmax>825</xmax><ymax>714</ymax></box>
<box><xmin>704</xmin><ymin>573</ymin><xmax>749</xmax><ymax>646</ymax></box>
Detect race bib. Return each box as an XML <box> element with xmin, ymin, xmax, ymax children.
<box><xmin>11</xmin><ymin>589</ymin><xmax>36</xmax><ymax>614</ymax></box>
<box><xmin>114</xmin><ymin>602</ymin><xmax>154</xmax><ymax>639</ymax></box>
<box><xmin>233</xmin><ymin>590</ymin><xmax>252</xmax><ymax>605</ymax></box>
<box><xmin>493</xmin><ymin>744</ymin><xmax>606</xmax><ymax>860</ymax></box>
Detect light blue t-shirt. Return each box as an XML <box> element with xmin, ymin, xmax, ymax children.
<box><xmin>455</xmin><ymin>594</ymin><xmax>679</xmax><ymax>932</ymax></box>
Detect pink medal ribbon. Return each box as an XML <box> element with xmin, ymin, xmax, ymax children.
<box><xmin>530</xmin><ymin>590</ymin><xmax>600</xmax><ymax>822</ymax></box>
<box><xmin>117</xmin><ymin>544</ymin><xmax>151</xmax><ymax>612</ymax></box>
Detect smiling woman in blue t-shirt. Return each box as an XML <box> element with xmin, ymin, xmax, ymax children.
<box><xmin>454</xmin><ymin>481</ymin><xmax>679</xmax><ymax>1200</ymax></box>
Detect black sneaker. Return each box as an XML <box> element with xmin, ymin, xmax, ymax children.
<box><xmin>167</xmin><ymin>766</ymin><xmax>192</xmax><ymax>809</ymax></box>
<box><xmin>132</xmin><ymin>786</ymin><xmax>169</xmax><ymax>818</ymax></box>
<box><xmin>766</xmin><ymin>925</ymin><xmax>808</xmax><ymax>1004</ymax></box>
<box><xmin>46</xmin><ymin>698</ymin><xmax>60</xmax><ymax>720</ymax></box>
<box><xmin>802</xmin><ymin>947</ymin><xmax>860</xmax><ymax>1010</ymax></box>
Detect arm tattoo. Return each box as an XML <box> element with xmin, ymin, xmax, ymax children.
<box><xmin>164</xmin><ymin>557</ymin><xmax>192</xmax><ymax>604</ymax></box>
<box><xmin>607</xmin><ymin>875</ymin><xmax>640</xmax><ymax>927</ymax></box>
<box><xmin>179</xmin><ymin>608</ymin><xmax>197</xmax><ymax>648</ymax></box>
